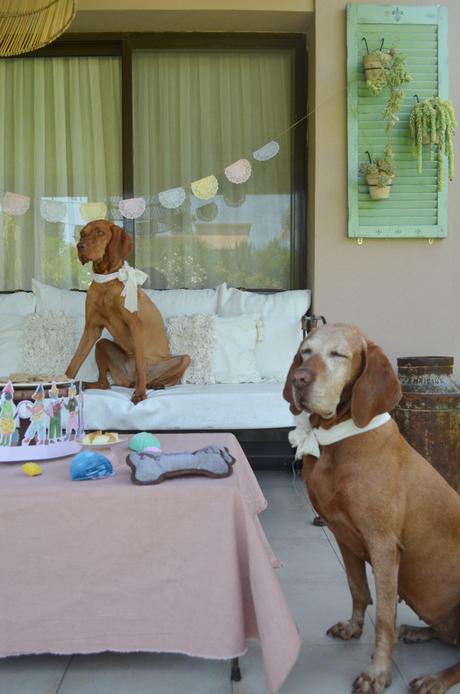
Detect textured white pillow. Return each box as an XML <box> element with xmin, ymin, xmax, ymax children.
<box><xmin>0</xmin><ymin>294</ymin><xmax>37</xmax><ymax>378</ymax></box>
<box><xmin>165</xmin><ymin>313</ymin><xmax>262</xmax><ymax>384</ymax></box>
<box><xmin>21</xmin><ymin>310</ymin><xmax>76</xmax><ymax>377</ymax></box>
<box><xmin>216</xmin><ymin>284</ymin><xmax>311</xmax><ymax>382</ymax></box>
<box><xmin>166</xmin><ymin>314</ymin><xmax>216</xmax><ymax>385</ymax></box>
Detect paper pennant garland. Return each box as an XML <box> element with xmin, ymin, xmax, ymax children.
<box><xmin>159</xmin><ymin>187</ymin><xmax>186</xmax><ymax>209</ymax></box>
<box><xmin>191</xmin><ymin>175</ymin><xmax>219</xmax><ymax>201</ymax></box>
<box><xmin>224</xmin><ymin>159</ymin><xmax>252</xmax><ymax>185</ymax></box>
<box><xmin>2</xmin><ymin>191</ymin><xmax>30</xmax><ymax>216</ymax></box>
<box><xmin>119</xmin><ymin>196</ymin><xmax>146</xmax><ymax>219</ymax></box>
<box><xmin>80</xmin><ymin>202</ymin><xmax>107</xmax><ymax>222</ymax></box>
<box><xmin>40</xmin><ymin>199</ymin><xmax>67</xmax><ymax>223</ymax></box>
<box><xmin>196</xmin><ymin>202</ymin><xmax>219</xmax><ymax>222</ymax></box>
<box><xmin>252</xmin><ymin>140</ymin><xmax>280</xmax><ymax>161</ymax></box>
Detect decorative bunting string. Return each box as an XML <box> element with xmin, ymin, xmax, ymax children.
<box><xmin>0</xmin><ymin>110</ymin><xmax>313</xmax><ymax>220</ymax></box>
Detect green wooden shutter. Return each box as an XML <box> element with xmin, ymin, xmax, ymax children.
<box><xmin>347</xmin><ymin>4</ymin><xmax>448</xmax><ymax>239</ymax></box>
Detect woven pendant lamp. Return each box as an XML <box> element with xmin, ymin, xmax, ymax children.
<box><xmin>0</xmin><ymin>0</ymin><xmax>75</xmax><ymax>57</ymax></box>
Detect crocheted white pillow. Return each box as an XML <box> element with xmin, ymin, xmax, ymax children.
<box><xmin>21</xmin><ymin>310</ymin><xmax>76</xmax><ymax>377</ymax></box>
<box><xmin>166</xmin><ymin>314</ymin><xmax>216</xmax><ymax>384</ymax></box>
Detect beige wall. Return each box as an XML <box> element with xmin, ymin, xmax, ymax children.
<box><xmin>314</xmin><ymin>0</ymin><xmax>460</xmax><ymax>372</ymax></box>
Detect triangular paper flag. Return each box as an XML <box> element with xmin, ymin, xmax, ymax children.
<box><xmin>40</xmin><ymin>199</ymin><xmax>67</xmax><ymax>223</ymax></box>
<box><xmin>224</xmin><ymin>159</ymin><xmax>252</xmax><ymax>184</ymax></box>
<box><xmin>252</xmin><ymin>140</ymin><xmax>280</xmax><ymax>161</ymax></box>
<box><xmin>119</xmin><ymin>197</ymin><xmax>146</xmax><ymax>219</ymax></box>
<box><xmin>159</xmin><ymin>187</ymin><xmax>186</xmax><ymax>209</ymax></box>
<box><xmin>80</xmin><ymin>202</ymin><xmax>107</xmax><ymax>222</ymax></box>
<box><xmin>191</xmin><ymin>175</ymin><xmax>218</xmax><ymax>201</ymax></box>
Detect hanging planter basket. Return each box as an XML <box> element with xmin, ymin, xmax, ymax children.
<box><xmin>366</xmin><ymin>174</ymin><xmax>393</xmax><ymax>200</ymax></box>
<box><xmin>363</xmin><ymin>52</ymin><xmax>386</xmax><ymax>83</ymax></box>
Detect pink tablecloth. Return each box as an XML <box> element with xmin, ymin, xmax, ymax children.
<box><xmin>0</xmin><ymin>433</ymin><xmax>301</xmax><ymax>693</ymax></box>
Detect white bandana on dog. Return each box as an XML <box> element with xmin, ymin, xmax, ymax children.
<box><xmin>289</xmin><ymin>410</ymin><xmax>391</xmax><ymax>460</ymax></box>
<box><xmin>92</xmin><ymin>262</ymin><xmax>148</xmax><ymax>313</ymax></box>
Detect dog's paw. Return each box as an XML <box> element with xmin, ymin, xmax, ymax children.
<box><xmin>409</xmin><ymin>674</ymin><xmax>447</xmax><ymax>694</ymax></box>
<box><xmin>352</xmin><ymin>670</ymin><xmax>391</xmax><ymax>694</ymax></box>
<box><xmin>131</xmin><ymin>389</ymin><xmax>147</xmax><ymax>404</ymax></box>
<box><xmin>398</xmin><ymin>625</ymin><xmax>436</xmax><ymax>644</ymax></box>
<box><xmin>327</xmin><ymin>619</ymin><xmax>363</xmax><ymax>640</ymax></box>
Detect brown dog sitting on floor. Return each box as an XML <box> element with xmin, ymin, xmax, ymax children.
<box><xmin>283</xmin><ymin>323</ymin><xmax>460</xmax><ymax>694</ymax></box>
<box><xmin>66</xmin><ymin>220</ymin><xmax>190</xmax><ymax>403</ymax></box>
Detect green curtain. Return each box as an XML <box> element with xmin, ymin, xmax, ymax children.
<box><xmin>0</xmin><ymin>56</ymin><xmax>122</xmax><ymax>290</ymax></box>
<box><xmin>133</xmin><ymin>50</ymin><xmax>292</xmax><ymax>290</ymax></box>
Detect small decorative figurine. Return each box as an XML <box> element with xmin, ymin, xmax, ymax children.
<box><xmin>0</xmin><ymin>381</ymin><xmax>16</xmax><ymax>446</ymax></box>
<box><xmin>47</xmin><ymin>382</ymin><xmax>63</xmax><ymax>442</ymax></box>
<box><xmin>22</xmin><ymin>383</ymin><xmax>48</xmax><ymax>445</ymax></box>
<box><xmin>64</xmin><ymin>382</ymin><xmax>79</xmax><ymax>440</ymax></box>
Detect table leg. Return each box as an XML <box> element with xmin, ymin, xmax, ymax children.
<box><xmin>230</xmin><ymin>657</ymin><xmax>242</xmax><ymax>681</ymax></box>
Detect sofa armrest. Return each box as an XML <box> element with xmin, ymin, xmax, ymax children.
<box><xmin>301</xmin><ymin>313</ymin><xmax>327</xmax><ymax>339</ymax></box>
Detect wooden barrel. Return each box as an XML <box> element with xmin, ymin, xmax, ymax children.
<box><xmin>393</xmin><ymin>357</ymin><xmax>460</xmax><ymax>492</ymax></box>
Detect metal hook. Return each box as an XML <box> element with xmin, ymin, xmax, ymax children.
<box><xmin>365</xmin><ymin>151</ymin><xmax>373</xmax><ymax>164</ymax></box>
<box><xmin>380</xmin><ymin>38</ymin><xmax>385</xmax><ymax>51</ymax></box>
<box><xmin>414</xmin><ymin>94</ymin><xmax>420</xmax><ymax>103</ymax></box>
<box><xmin>361</xmin><ymin>37</ymin><xmax>370</xmax><ymax>54</ymax></box>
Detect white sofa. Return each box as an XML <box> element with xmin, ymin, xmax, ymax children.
<box><xmin>0</xmin><ymin>282</ymin><xmax>311</xmax><ymax>434</ymax></box>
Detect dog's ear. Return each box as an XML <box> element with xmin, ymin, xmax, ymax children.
<box><xmin>351</xmin><ymin>340</ymin><xmax>402</xmax><ymax>428</ymax></box>
<box><xmin>283</xmin><ymin>349</ymin><xmax>303</xmax><ymax>415</ymax></box>
<box><xmin>106</xmin><ymin>223</ymin><xmax>132</xmax><ymax>268</ymax></box>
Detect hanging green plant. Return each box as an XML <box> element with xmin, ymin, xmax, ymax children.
<box><xmin>359</xmin><ymin>147</ymin><xmax>395</xmax><ymax>200</ymax></box>
<box><xmin>408</xmin><ymin>96</ymin><xmax>458</xmax><ymax>192</ymax></box>
<box><xmin>362</xmin><ymin>44</ymin><xmax>412</xmax><ymax>143</ymax></box>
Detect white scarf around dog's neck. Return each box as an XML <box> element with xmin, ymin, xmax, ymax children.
<box><xmin>289</xmin><ymin>410</ymin><xmax>391</xmax><ymax>460</ymax></box>
<box><xmin>92</xmin><ymin>261</ymin><xmax>148</xmax><ymax>313</ymax></box>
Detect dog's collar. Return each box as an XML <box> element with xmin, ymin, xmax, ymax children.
<box><xmin>288</xmin><ymin>411</ymin><xmax>391</xmax><ymax>460</ymax></box>
<box><xmin>92</xmin><ymin>262</ymin><xmax>148</xmax><ymax>313</ymax></box>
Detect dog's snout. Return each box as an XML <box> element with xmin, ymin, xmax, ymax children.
<box><xmin>77</xmin><ymin>242</ymin><xmax>85</xmax><ymax>251</ymax></box>
<box><xmin>293</xmin><ymin>368</ymin><xmax>314</xmax><ymax>387</ymax></box>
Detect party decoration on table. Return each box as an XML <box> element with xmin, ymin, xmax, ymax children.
<box><xmin>191</xmin><ymin>175</ymin><xmax>219</xmax><ymax>201</ymax></box>
<box><xmin>21</xmin><ymin>462</ymin><xmax>43</xmax><ymax>477</ymax></box>
<box><xmin>252</xmin><ymin>140</ymin><xmax>280</xmax><ymax>161</ymax></box>
<box><xmin>119</xmin><ymin>196</ymin><xmax>146</xmax><ymax>219</ymax></box>
<box><xmin>0</xmin><ymin>381</ymin><xmax>17</xmax><ymax>446</ymax></box>
<box><xmin>2</xmin><ymin>191</ymin><xmax>30</xmax><ymax>216</ymax></box>
<box><xmin>70</xmin><ymin>451</ymin><xmax>114</xmax><ymax>481</ymax></box>
<box><xmin>40</xmin><ymin>199</ymin><xmax>67</xmax><ymax>223</ymax></box>
<box><xmin>79</xmin><ymin>201</ymin><xmax>107</xmax><ymax>222</ymax></box>
<box><xmin>224</xmin><ymin>158</ymin><xmax>252</xmax><ymax>184</ymax></box>
<box><xmin>126</xmin><ymin>445</ymin><xmax>235</xmax><ymax>485</ymax></box>
<box><xmin>158</xmin><ymin>187</ymin><xmax>186</xmax><ymax>209</ymax></box>
<box><xmin>0</xmin><ymin>379</ymin><xmax>85</xmax><ymax>463</ymax></box>
<box><xmin>128</xmin><ymin>431</ymin><xmax>161</xmax><ymax>453</ymax></box>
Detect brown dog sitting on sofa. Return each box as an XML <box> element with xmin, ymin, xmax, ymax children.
<box><xmin>283</xmin><ymin>322</ymin><xmax>460</xmax><ymax>694</ymax></box>
<box><xmin>66</xmin><ymin>220</ymin><xmax>190</xmax><ymax>403</ymax></box>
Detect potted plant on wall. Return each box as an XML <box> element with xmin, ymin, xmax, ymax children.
<box><xmin>359</xmin><ymin>148</ymin><xmax>395</xmax><ymax>200</ymax></box>
<box><xmin>362</xmin><ymin>42</ymin><xmax>412</xmax><ymax>140</ymax></box>
<box><xmin>408</xmin><ymin>95</ymin><xmax>458</xmax><ymax>192</ymax></box>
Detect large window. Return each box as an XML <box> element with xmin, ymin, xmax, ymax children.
<box><xmin>0</xmin><ymin>35</ymin><xmax>306</xmax><ymax>291</ymax></box>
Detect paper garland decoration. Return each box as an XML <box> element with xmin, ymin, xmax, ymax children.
<box><xmin>40</xmin><ymin>199</ymin><xmax>67</xmax><ymax>223</ymax></box>
<box><xmin>159</xmin><ymin>187</ymin><xmax>186</xmax><ymax>209</ymax></box>
<box><xmin>2</xmin><ymin>191</ymin><xmax>30</xmax><ymax>216</ymax></box>
<box><xmin>119</xmin><ymin>197</ymin><xmax>146</xmax><ymax>219</ymax></box>
<box><xmin>191</xmin><ymin>175</ymin><xmax>219</xmax><ymax>201</ymax></box>
<box><xmin>252</xmin><ymin>140</ymin><xmax>280</xmax><ymax>161</ymax></box>
<box><xmin>80</xmin><ymin>202</ymin><xmax>107</xmax><ymax>222</ymax></box>
<box><xmin>224</xmin><ymin>158</ymin><xmax>252</xmax><ymax>185</ymax></box>
<box><xmin>196</xmin><ymin>202</ymin><xmax>219</xmax><ymax>223</ymax></box>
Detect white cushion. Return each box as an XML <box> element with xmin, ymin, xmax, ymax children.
<box><xmin>144</xmin><ymin>286</ymin><xmax>218</xmax><ymax>318</ymax></box>
<box><xmin>0</xmin><ymin>291</ymin><xmax>36</xmax><ymax>317</ymax></box>
<box><xmin>165</xmin><ymin>313</ymin><xmax>262</xmax><ymax>384</ymax></box>
<box><xmin>216</xmin><ymin>284</ymin><xmax>310</xmax><ymax>381</ymax></box>
<box><xmin>32</xmin><ymin>278</ymin><xmax>86</xmax><ymax>317</ymax></box>
<box><xmin>0</xmin><ymin>320</ymin><xmax>25</xmax><ymax>378</ymax></box>
<box><xmin>21</xmin><ymin>311</ymin><xmax>76</xmax><ymax>377</ymax></box>
<box><xmin>82</xmin><ymin>382</ymin><xmax>292</xmax><ymax>431</ymax></box>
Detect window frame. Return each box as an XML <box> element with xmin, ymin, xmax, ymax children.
<box><xmin>25</xmin><ymin>32</ymin><xmax>308</xmax><ymax>289</ymax></box>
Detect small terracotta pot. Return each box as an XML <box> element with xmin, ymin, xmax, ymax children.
<box><xmin>366</xmin><ymin>174</ymin><xmax>393</xmax><ymax>200</ymax></box>
<box><xmin>363</xmin><ymin>53</ymin><xmax>384</xmax><ymax>81</ymax></box>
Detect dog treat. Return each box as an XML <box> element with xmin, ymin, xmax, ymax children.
<box><xmin>126</xmin><ymin>445</ymin><xmax>236</xmax><ymax>485</ymax></box>
<box><xmin>21</xmin><ymin>462</ymin><xmax>43</xmax><ymax>477</ymax></box>
<box><xmin>128</xmin><ymin>431</ymin><xmax>161</xmax><ymax>453</ymax></box>
<box><xmin>83</xmin><ymin>431</ymin><xmax>119</xmax><ymax>445</ymax></box>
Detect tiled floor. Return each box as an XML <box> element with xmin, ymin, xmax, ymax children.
<box><xmin>2</xmin><ymin>469</ymin><xmax>460</xmax><ymax>694</ymax></box>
